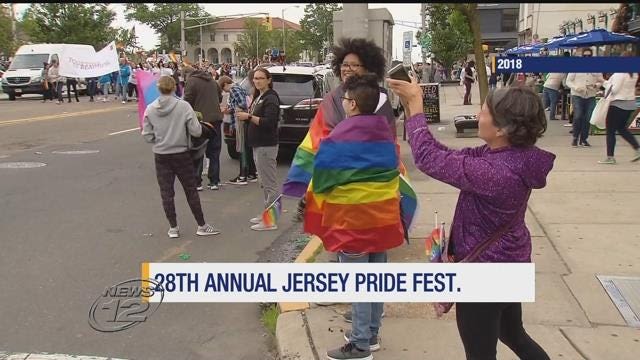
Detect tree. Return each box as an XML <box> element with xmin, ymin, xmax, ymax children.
<box><xmin>454</xmin><ymin>4</ymin><xmax>489</xmax><ymax>105</ymax></box>
<box><xmin>270</xmin><ymin>29</ymin><xmax>304</xmax><ymax>63</ymax></box>
<box><xmin>0</xmin><ymin>4</ymin><xmax>14</xmax><ymax>56</ymax></box>
<box><xmin>125</xmin><ymin>4</ymin><xmax>208</xmax><ymax>51</ymax></box>
<box><xmin>426</xmin><ymin>4</ymin><xmax>473</xmax><ymax>75</ymax></box>
<box><xmin>20</xmin><ymin>4</ymin><xmax>118</xmax><ymax>49</ymax></box>
<box><xmin>299</xmin><ymin>4</ymin><xmax>342</xmax><ymax>61</ymax></box>
<box><xmin>233</xmin><ymin>18</ymin><xmax>272</xmax><ymax>60</ymax></box>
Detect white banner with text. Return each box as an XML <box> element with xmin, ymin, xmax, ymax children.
<box><xmin>140</xmin><ymin>263</ymin><xmax>535</xmax><ymax>303</ymax></box>
<box><xmin>59</xmin><ymin>41</ymin><xmax>119</xmax><ymax>78</ymax></box>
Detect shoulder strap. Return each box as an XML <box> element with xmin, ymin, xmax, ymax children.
<box><xmin>460</xmin><ymin>191</ymin><xmax>531</xmax><ymax>263</ymax></box>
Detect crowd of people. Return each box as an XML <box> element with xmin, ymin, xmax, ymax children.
<box><xmin>135</xmin><ymin>36</ymin><xmax>565</xmax><ymax>360</ymax></box>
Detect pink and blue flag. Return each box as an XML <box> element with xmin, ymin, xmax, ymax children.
<box><xmin>135</xmin><ymin>70</ymin><xmax>161</xmax><ymax>129</ymax></box>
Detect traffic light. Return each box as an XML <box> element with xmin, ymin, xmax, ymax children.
<box><xmin>264</xmin><ymin>16</ymin><xmax>272</xmax><ymax>31</ymax></box>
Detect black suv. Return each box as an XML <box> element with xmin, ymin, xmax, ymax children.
<box><xmin>223</xmin><ymin>66</ymin><xmax>325</xmax><ymax>159</ymax></box>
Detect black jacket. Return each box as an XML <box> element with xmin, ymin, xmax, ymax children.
<box><xmin>184</xmin><ymin>70</ymin><xmax>223</xmax><ymax>127</ymax></box>
<box><xmin>248</xmin><ymin>88</ymin><xmax>280</xmax><ymax>147</ymax></box>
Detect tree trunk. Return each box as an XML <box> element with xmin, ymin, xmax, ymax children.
<box><xmin>461</xmin><ymin>4</ymin><xmax>489</xmax><ymax>105</ymax></box>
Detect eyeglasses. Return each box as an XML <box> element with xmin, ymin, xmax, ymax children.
<box><xmin>253</xmin><ymin>77</ymin><xmax>268</xmax><ymax>80</ymax></box>
<box><xmin>341</xmin><ymin>96</ymin><xmax>354</xmax><ymax>101</ymax></box>
<box><xmin>583</xmin><ymin>53</ymin><xmax>593</xmax><ymax>57</ymax></box>
<box><xmin>340</xmin><ymin>63</ymin><xmax>364</xmax><ymax>70</ymax></box>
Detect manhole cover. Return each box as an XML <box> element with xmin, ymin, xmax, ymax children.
<box><xmin>0</xmin><ymin>162</ymin><xmax>47</xmax><ymax>169</ymax></box>
<box><xmin>52</xmin><ymin>150</ymin><xmax>100</xmax><ymax>155</ymax></box>
<box><xmin>598</xmin><ymin>275</ymin><xmax>640</xmax><ymax>328</ymax></box>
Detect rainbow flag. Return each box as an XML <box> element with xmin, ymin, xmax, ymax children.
<box><xmin>304</xmin><ymin>114</ymin><xmax>405</xmax><ymax>253</ymax></box>
<box><xmin>282</xmin><ymin>86</ymin><xmax>419</xmax><ymax>237</ymax></box>
<box><xmin>261</xmin><ymin>194</ymin><xmax>283</xmax><ymax>227</ymax></box>
<box><xmin>135</xmin><ymin>70</ymin><xmax>160</xmax><ymax>129</ymax></box>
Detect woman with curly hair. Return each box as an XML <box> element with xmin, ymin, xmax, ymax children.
<box><xmin>282</xmin><ymin>37</ymin><xmax>396</xmax><ymax>212</ymax></box>
<box><xmin>389</xmin><ymin>78</ymin><xmax>553</xmax><ymax>360</ymax></box>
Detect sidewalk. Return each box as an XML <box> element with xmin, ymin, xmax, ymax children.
<box><xmin>276</xmin><ymin>84</ymin><xmax>640</xmax><ymax>360</ymax></box>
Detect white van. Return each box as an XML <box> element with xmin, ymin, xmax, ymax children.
<box><xmin>1</xmin><ymin>43</ymin><xmax>94</xmax><ymax>100</ymax></box>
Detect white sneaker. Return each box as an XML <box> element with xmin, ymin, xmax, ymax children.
<box><xmin>167</xmin><ymin>226</ymin><xmax>179</xmax><ymax>238</ymax></box>
<box><xmin>249</xmin><ymin>216</ymin><xmax>262</xmax><ymax>224</ymax></box>
<box><xmin>196</xmin><ymin>224</ymin><xmax>221</xmax><ymax>236</ymax></box>
<box><xmin>251</xmin><ymin>222</ymin><xmax>278</xmax><ymax>231</ymax></box>
<box><xmin>122</xmin><ymin>100</ymin><xmax>126</xmax><ymax>104</ymax></box>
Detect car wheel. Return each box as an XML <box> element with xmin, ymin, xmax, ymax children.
<box><xmin>227</xmin><ymin>143</ymin><xmax>240</xmax><ymax>160</ymax></box>
<box><xmin>8</xmin><ymin>92</ymin><xmax>16</xmax><ymax>101</ymax></box>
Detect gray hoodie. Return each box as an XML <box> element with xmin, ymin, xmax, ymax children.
<box><xmin>142</xmin><ymin>95</ymin><xmax>202</xmax><ymax>154</ymax></box>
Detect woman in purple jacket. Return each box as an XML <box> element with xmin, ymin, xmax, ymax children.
<box><xmin>389</xmin><ymin>77</ymin><xmax>554</xmax><ymax>360</ymax></box>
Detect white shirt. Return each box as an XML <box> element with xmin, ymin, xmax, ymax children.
<box><xmin>606</xmin><ymin>73</ymin><xmax>638</xmax><ymax>101</ymax></box>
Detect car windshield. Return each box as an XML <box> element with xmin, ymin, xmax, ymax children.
<box><xmin>271</xmin><ymin>74</ymin><xmax>315</xmax><ymax>105</ymax></box>
<box><xmin>9</xmin><ymin>54</ymin><xmax>49</xmax><ymax>70</ymax></box>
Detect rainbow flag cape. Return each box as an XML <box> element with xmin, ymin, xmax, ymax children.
<box><xmin>135</xmin><ymin>70</ymin><xmax>161</xmax><ymax>129</ymax></box>
<box><xmin>304</xmin><ymin>114</ymin><xmax>405</xmax><ymax>253</ymax></box>
<box><xmin>282</xmin><ymin>85</ymin><xmax>419</xmax><ymax>236</ymax></box>
<box><xmin>261</xmin><ymin>194</ymin><xmax>283</xmax><ymax>227</ymax></box>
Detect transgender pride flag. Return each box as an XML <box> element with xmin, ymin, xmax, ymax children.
<box><xmin>135</xmin><ymin>70</ymin><xmax>161</xmax><ymax>129</ymax></box>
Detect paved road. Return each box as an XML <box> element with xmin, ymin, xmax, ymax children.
<box><xmin>0</xmin><ymin>96</ymin><xmax>297</xmax><ymax>359</ymax></box>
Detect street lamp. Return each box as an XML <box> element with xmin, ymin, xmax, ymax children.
<box><xmin>282</xmin><ymin>5</ymin><xmax>300</xmax><ymax>64</ymax></box>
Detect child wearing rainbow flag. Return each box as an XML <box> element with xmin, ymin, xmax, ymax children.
<box><xmin>307</xmin><ymin>73</ymin><xmax>404</xmax><ymax>360</ymax></box>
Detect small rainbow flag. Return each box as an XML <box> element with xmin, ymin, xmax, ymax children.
<box><xmin>261</xmin><ymin>194</ymin><xmax>283</xmax><ymax>227</ymax></box>
<box><xmin>135</xmin><ymin>70</ymin><xmax>161</xmax><ymax>129</ymax></box>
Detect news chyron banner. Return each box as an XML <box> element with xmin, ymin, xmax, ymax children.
<box><xmin>140</xmin><ymin>263</ymin><xmax>535</xmax><ymax>303</ymax></box>
<box><xmin>58</xmin><ymin>41</ymin><xmax>120</xmax><ymax>79</ymax></box>
<box><xmin>492</xmin><ymin>56</ymin><xmax>640</xmax><ymax>74</ymax></box>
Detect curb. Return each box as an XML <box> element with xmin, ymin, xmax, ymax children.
<box><xmin>275</xmin><ymin>235</ymin><xmax>324</xmax><ymax>360</ymax></box>
<box><xmin>278</xmin><ymin>235</ymin><xmax>324</xmax><ymax>313</ymax></box>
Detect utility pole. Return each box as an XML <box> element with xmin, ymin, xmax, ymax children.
<box><xmin>421</xmin><ymin>3</ymin><xmax>430</xmax><ymax>83</ymax></box>
<box><xmin>180</xmin><ymin>11</ymin><xmax>186</xmax><ymax>57</ymax></box>
<box><xmin>10</xmin><ymin>3</ymin><xmax>17</xmax><ymax>44</ymax></box>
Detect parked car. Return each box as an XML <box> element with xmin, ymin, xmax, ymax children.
<box><xmin>223</xmin><ymin>65</ymin><xmax>325</xmax><ymax>159</ymax></box>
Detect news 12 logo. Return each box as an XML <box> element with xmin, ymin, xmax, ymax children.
<box><xmin>88</xmin><ymin>278</ymin><xmax>164</xmax><ymax>332</ymax></box>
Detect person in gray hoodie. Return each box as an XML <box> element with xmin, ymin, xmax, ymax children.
<box><xmin>141</xmin><ymin>76</ymin><xmax>221</xmax><ymax>238</ymax></box>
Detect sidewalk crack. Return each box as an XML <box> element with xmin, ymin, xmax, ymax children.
<box><xmin>559</xmin><ymin>327</ymin><xmax>590</xmax><ymax>360</ymax></box>
<box><xmin>301</xmin><ymin>311</ymin><xmax>320</xmax><ymax>360</ymax></box>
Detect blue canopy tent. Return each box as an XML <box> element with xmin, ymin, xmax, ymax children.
<box><xmin>533</xmin><ymin>36</ymin><xmax>568</xmax><ymax>51</ymax></box>
<box><xmin>559</xmin><ymin>29</ymin><xmax>640</xmax><ymax>47</ymax></box>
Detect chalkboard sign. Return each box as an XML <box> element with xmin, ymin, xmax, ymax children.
<box><xmin>420</xmin><ymin>83</ymin><xmax>440</xmax><ymax>123</ymax></box>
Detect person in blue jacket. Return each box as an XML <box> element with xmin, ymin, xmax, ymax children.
<box><xmin>98</xmin><ymin>73</ymin><xmax>112</xmax><ymax>102</ymax></box>
<box><xmin>118</xmin><ymin>58</ymin><xmax>132</xmax><ymax>104</ymax></box>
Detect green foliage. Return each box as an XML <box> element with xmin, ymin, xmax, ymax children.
<box><xmin>233</xmin><ymin>18</ymin><xmax>272</xmax><ymax>60</ymax></box>
<box><xmin>125</xmin><ymin>4</ymin><xmax>208</xmax><ymax>51</ymax></box>
<box><xmin>427</xmin><ymin>4</ymin><xmax>473</xmax><ymax>71</ymax></box>
<box><xmin>299</xmin><ymin>3</ymin><xmax>342</xmax><ymax>59</ymax></box>
<box><xmin>260</xmin><ymin>303</ymin><xmax>279</xmax><ymax>336</ymax></box>
<box><xmin>0</xmin><ymin>4</ymin><xmax>14</xmax><ymax>56</ymax></box>
<box><xmin>233</xmin><ymin>19</ymin><xmax>304</xmax><ymax>63</ymax></box>
<box><xmin>115</xmin><ymin>27</ymin><xmax>139</xmax><ymax>56</ymax></box>
<box><xmin>20</xmin><ymin>4</ymin><xmax>118</xmax><ymax>49</ymax></box>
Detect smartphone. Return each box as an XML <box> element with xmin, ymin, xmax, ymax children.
<box><xmin>388</xmin><ymin>63</ymin><xmax>412</xmax><ymax>82</ymax></box>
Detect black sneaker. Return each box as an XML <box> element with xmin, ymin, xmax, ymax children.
<box><xmin>326</xmin><ymin>342</ymin><xmax>372</xmax><ymax>360</ymax></box>
<box><xmin>571</xmin><ymin>139</ymin><xmax>578</xmax><ymax>148</ymax></box>
<box><xmin>343</xmin><ymin>311</ymin><xmax>385</xmax><ymax>323</ymax></box>
<box><xmin>227</xmin><ymin>176</ymin><xmax>248</xmax><ymax>185</ymax></box>
<box><xmin>580</xmin><ymin>140</ymin><xmax>591</xmax><ymax>147</ymax></box>
<box><xmin>343</xmin><ymin>330</ymin><xmax>380</xmax><ymax>352</ymax></box>
<box><xmin>247</xmin><ymin>174</ymin><xmax>258</xmax><ymax>183</ymax></box>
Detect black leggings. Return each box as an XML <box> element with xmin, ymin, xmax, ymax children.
<box><xmin>456</xmin><ymin>303</ymin><xmax>549</xmax><ymax>360</ymax></box>
<box><xmin>606</xmin><ymin>105</ymin><xmax>640</xmax><ymax>157</ymax></box>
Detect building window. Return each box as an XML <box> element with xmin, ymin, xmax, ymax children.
<box><xmin>210</xmin><ymin>34</ymin><xmax>215</xmax><ymax>42</ymax></box>
<box><xmin>223</xmin><ymin>34</ymin><xmax>228</xmax><ymax>42</ymax></box>
<box><xmin>502</xmin><ymin>9</ymin><xmax>518</xmax><ymax>32</ymax></box>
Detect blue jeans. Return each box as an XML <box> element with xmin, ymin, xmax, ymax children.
<box><xmin>338</xmin><ymin>251</ymin><xmax>387</xmax><ymax>350</ymax></box>
<box><xmin>117</xmin><ymin>81</ymin><xmax>128</xmax><ymax>102</ymax></box>
<box><xmin>542</xmin><ymin>87</ymin><xmax>559</xmax><ymax>120</ymax></box>
<box><xmin>571</xmin><ymin>96</ymin><xmax>596</xmax><ymax>143</ymax></box>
